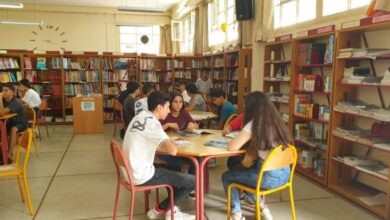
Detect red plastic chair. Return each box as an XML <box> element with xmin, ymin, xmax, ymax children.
<box><xmin>110</xmin><ymin>140</ymin><xmax>174</xmax><ymax>220</ymax></box>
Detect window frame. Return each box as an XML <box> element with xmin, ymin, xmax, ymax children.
<box><xmin>118</xmin><ymin>25</ymin><xmax>161</xmax><ymax>54</ymax></box>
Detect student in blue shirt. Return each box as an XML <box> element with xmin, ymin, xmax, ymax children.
<box><xmin>209</xmin><ymin>88</ymin><xmax>237</xmax><ymax>129</ymax></box>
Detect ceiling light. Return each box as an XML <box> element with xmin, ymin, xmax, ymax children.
<box><xmin>0</xmin><ymin>19</ymin><xmax>44</xmax><ymax>25</ymax></box>
<box><xmin>117</xmin><ymin>6</ymin><xmax>165</xmax><ymax>13</ymax></box>
<box><xmin>0</xmin><ymin>1</ymin><xmax>23</xmax><ymax>9</ymax></box>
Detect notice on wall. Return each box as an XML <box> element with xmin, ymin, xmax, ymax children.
<box><xmin>81</xmin><ymin>101</ymin><xmax>95</xmax><ymax>111</ymax></box>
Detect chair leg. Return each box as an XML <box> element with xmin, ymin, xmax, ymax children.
<box><xmin>129</xmin><ymin>191</ymin><xmax>135</xmax><ymax>220</ymax></box>
<box><xmin>256</xmin><ymin>194</ymin><xmax>261</xmax><ymax>220</ymax></box>
<box><xmin>113</xmin><ymin>180</ymin><xmax>120</xmax><ymax>220</ymax></box>
<box><xmin>23</xmin><ymin>175</ymin><xmax>34</xmax><ymax>215</ymax></box>
<box><xmin>289</xmin><ymin>187</ymin><xmax>297</xmax><ymax>220</ymax></box>
<box><xmin>45</xmin><ymin>124</ymin><xmax>49</xmax><ymax>137</ymax></box>
<box><xmin>227</xmin><ymin>185</ymin><xmax>232</xmax><ymax>220</ymax></box>
<box><xmin>37</xmin><ymin>125</ymin><xmax>42</xmax><ymax>141</ymax></box>
<box><xmin>167</xmin><ymin>186</ymin><xmax>174</xmax><ymax>220</ymax></box>
<box><xmin>144</xmin><ymin>190</ymin><xmax>150</xmax><ymax>213</ymax></box>
<box><xmin>16</xmin><ymin>175</ymin><xmax>25</xmax><ymax>202</ymax></box>
<box><xmin>33</xmin><ymin>135</ymin><xmax>39</xmax><ymax>157</ymax></box>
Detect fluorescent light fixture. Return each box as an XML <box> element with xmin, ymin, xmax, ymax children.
<box><xmin>0</xmin><ymin>1</ymin><xmax>23</xmax><ymax>9</ymax></box>
<box><xmin>117</xmin><ymin>6</ymin><xmax>165</xmax><ymax>13</ymax></box>
<box><xmin>0</xmin><ymin>19</ymin><xmax>44</xmax><ymax>25</ymax></box>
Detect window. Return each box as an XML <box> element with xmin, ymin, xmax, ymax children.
<box><xmin>180</xmin><ymin>12</ymin><xmax>196</xmax><ymax>53</ymax></box>
<box><xmin>274</xmin><ymin>0</ymin><xmax>316</xmax><ymax>29</ymax></box>
<box><xmin>119</xmin><ymin>25</ymin><xmax>160</xmax><ymax>54</ymax></box>
<box><xmin>208</xmin><ymin>0</ymin><xmax>238</xmax><ymax>46</ymax></box>
<box><xmin>323</xmin><ymin>0</ymin><xmax>370</xmax><ymax>16</ymax></box>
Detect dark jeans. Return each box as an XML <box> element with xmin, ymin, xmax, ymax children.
<box><xmin>141</xmin><ymin>167</ymin><xmax>195</xmax><ymax>209</ymax></box>
<box><xmin>158</xmin><ymin>155</ymin><xmax>195</xmax><ymax>175</ymax></box>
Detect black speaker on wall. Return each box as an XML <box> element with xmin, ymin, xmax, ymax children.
<box><xmin>235</xmin><ymin>0</ymin><xmax>253</xmax><ymax>21</ymax></box>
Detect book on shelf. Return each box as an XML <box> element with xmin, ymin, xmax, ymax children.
<box><xmin>323</xmin><ymin>35</ymin><xmax>334</xmax><ymax>64</ymax></box>
<box><xmin>298</xmin><ymin>43</ymin><xmax>327</xmax><ymax>65</ymax></box>
<box><xmin>295</xmin><ymin>74</ymin><xmax>329</xmax><ymax>92</ymax></box>
<box><xmin>294</xmin><ymin>123</ymin><xmax>310</xmax><ymax>139</ymax></box>
<box><xmin>267</xmin><ymin>92</ymin><xmax>289</xmax><ymax>103</ymax></box>
<box><xmin>356</xmin><ymin>162</ymin><xmax>388</xmax><ymax>180</ymax></box>
<box><xmin>0</xmin><ymin>57</ymin><xmax>20</xmax><ymax>69</ymax></box>
<box><xmin>36</xmin><ymin>57</ymin><xmax>47</xmax><ymax>69</ymax></box>
<box><xmin>299</xmin><ymin>150</ymin><xmax>318</xmax><ymax>168</ymax></box>
<box><xmin>358</xmin><ymin>193</ymin><xmax>387</xmax><ymax>206</ymax></box>
<box><xmin>24</xmin><ymin>57</ymin><xmax>32</xmax><ymax>69</ymax></box>
<box><xmin>70</xmin><ymin>62</ymin><xmax>81</xmax><ymax>70</ymax></box>
<box><xmin>338</xmin><ymin>48</ymin><xmax>390</xmax><ymax>58</ymax></box>
<box><xmin>294</xmin><ymin>94</ymin><xmax>313</xmax><ymax>118</ymax></box>
<box><xmin>176</xmin><ymin>129</ymin><xmax>213</xmax><ymax>137</ymax></box>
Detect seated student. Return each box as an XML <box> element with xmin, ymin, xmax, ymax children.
<box><xmin>134</xmin><ymin>82</ymin><xmax>155</xmax><ymax>115</ymax></box>
<box><xmin>178</xmin><ymin>80</ymin><xmax>191</xmax><ymax>104</ymax></box>
<box><xmin>18</xmin><ymin>79</ymin><xmax>41</xmax><ymax>113</ymax></box>
<box><xmin>0</xmin><ymin>84</ymin><xmax>28</xmax><ymax>160</ymax></box>
<box><xmin>120</xmin><ymin>81</ymin><xmax>140</xmax><ymax>139</ymax></box>
<box><xmin>209</xmin><ymin>88</ymin><xmax>237</xmax><ymax>129</ymax></box>
<box><xmin>222</xmin><ymin>112</ymin><xmax>244</xmax><ymax>136</ymax></box>
<box><xmin>118</xmin><ymin>82</ymin><xmax>134</xmax><ymax>105</ymax></box>
<box><xmin>161</xmin><ymin>91</ymin><xmax>198</xmax><ymax>132</ymax></box>
<box><xmin>185</xmin><ymin>83</ymin><xmax>206</xmax><ymax>112</ymax></box>
<box><xmin>195</xmin><ymin>68</ymin><xmax>213</xmax><ymax>96</ymax></box>
<box><xmin>123</xmin><ymin>91</ymin><xmax>195</xmax><ymax>220</ymax></box>
<box><xmin>222</xmin><ymin>91</ymin><xmax>293</xmax><ymax>220</ymax></box>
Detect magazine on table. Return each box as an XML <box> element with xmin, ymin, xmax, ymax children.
<box><xmin>204</xmin><ymin>138</ymin><xmax>230</xmax><ymax>149</ymax></box>
<box><xmin>176</xmin><ymin>129</ymin><xmax>214</xmax><ymax>137</ymax></box>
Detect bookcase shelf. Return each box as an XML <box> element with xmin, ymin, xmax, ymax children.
<box><xmin>296</xmin><ymin>164</ymin><xmax>326</xmax><ymax>185</ymax></box>
<box><xmin>328</xmin><ymin>19</ymin><xmax>390</xmax><ymax>219</ymax></box>
<box><xmin>297</xmin><ymin>64</ymin><xmax>333</xmax><ymax>68</ymax></box>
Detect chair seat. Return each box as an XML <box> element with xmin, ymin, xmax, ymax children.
<box><xmin>0</xmin><ymin>163</ymin><xmax>20</xmax><ymax>175</ymax></box>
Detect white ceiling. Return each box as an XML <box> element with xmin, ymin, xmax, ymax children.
<box><xmin>19</xmin><ymin>0</ymin><xmax>181</xmax><ymax>11</ymax></box>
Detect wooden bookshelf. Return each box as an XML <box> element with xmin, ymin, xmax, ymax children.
<box><xmin>328</xmin><ymin>19</ymin><xmax>390</xmax><ymax>219</ymax></box>
<box><xmin>263</xmin><ymin>34</ymin><xmax>293</xmax><ymax>132</ymax></box>
<box><xmin>290</xmin><ymin>26</ymin><xmax>336</xmax><ymax>186</ymax></box>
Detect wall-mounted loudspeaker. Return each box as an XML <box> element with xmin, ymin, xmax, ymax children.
<box><xmin>235</xmin><ymin>0</ymin><xmax>253</xmax><ymax>21</ymax></box>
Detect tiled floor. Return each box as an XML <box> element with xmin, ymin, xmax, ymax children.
<box><xmin>0</xmin><ymin>124</ymin><xmax>380</xmax><ymax>220</ymax></box>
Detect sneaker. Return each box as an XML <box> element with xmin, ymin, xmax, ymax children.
<box><xmin>186</xmin><ymin>191</ymin><xmax>196</xmax><ymax>200</ymax></box>
<box><xmin>230</xmin><ymin>212</ymin><xmax>246</xmax><ymax>220</ymax></box>
<box><xmin>165</xmin><ymin>206</ymin><xmax>195</xmax><ymax>220</ymax></box>
<box><xmin>147</xmin><ymin>205</ymin><xmax>165</xmax><ymax>220</ymax></box>
<box><xmin>261</xmin><ymin>207</ymin><xmax>273</xmax><ymax>220</ymax></box>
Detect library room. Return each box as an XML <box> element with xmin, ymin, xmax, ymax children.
<box><xmin>0</xmin><ymin>0</ymin><xmax>389</xmax><ymax>219</ymax></box>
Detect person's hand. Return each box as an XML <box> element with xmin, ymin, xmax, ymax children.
<box><xmin>222</xmin><ymin>124</ymin><xmax>232</xmax><ymax>136</ymax></box>
<box><xmin>169</xmin><ymin>123</ymin><xmax>180</xmax><ymax>131</ymax></box>
<box><xmin>186</xmin><ymin>122</ymin><xmax>198</xmax><ymax>132</ymax></box>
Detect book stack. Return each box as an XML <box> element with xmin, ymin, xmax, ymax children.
<box><xmin>103</xmin><ymin>84</ymin><xmax>119</xmax><ymax>95</ymax></box>
<box><xmin>102</xmin><ymin>58</ymin><xmax>113</xmax><ymax>70</ymax></box>
<box><xmin>332</xmin><ymin>126</ymin><xmax>367</xmax><ymax>142</ymax></box>
<box><xmin>174</xmin><ymin>60</ymin><xmax>184</xmax><ymax>68</ymax></box>
<box><xmin>50</xmin><ymin>58</ymin><xmax>62</xmax><ymax>69</ymax></box>
<box><xmin>294</xmin><ymin>94</ymin><xmax>313</xmax><ymax>117</ymax></box>
<box><xmin>85</xmin><ymin>58</ymin><xmax>99</xmax><ymax>70</ymax></box>
<box><xmin>338</xmin><ymin>48</ymin><xmax>390</xmax><ymax>59</ymax></box>
<box><xmin>294</xmin><ymin>123</ymin><xmax>310</xmax><ymax>139</ymax></box>
<box><xmin>174</xmin><ymin>71</ymin><xmax>192</xmax><ymax>79</ymax></box>
<box><xmin>62</xmin><ymin>58</ymin><xmax>72</xmax><ymax>69</ymax></box>
<box><xmin>295</xmin><ymin>74</ymin><xmax>329</xmax><ymax>92</ymax></box>
<box><xmin>267</xmin><ymin>92</ymin><xmax>289</xmax><ymax>103</ymax></box>
<box><xmin>140</xmin><ymin>72</ymin><xmax>157</xmax><ymax>82</ymax></box>
<box><xmin>0</xmin><ymin>57</ymin><xmax>19</xmax><ymax>69</ymax></box>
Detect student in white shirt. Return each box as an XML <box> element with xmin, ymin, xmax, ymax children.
<box><xmin>195</xmin><ymin>68</ymin><xmax>213</xmax><ymax>95</ymax></box>
<box><xmin>178</xmin><ymin>80</ymin><xmax>191</xmax><ymax>104</ymax></box>
<box><xmin>134</xmin><ymin>82</ymin><xmax>155</xmax><ymax>115</ymax></box>
<box><xmin>123</xmin><ymin>91</ymin><xmax>195</xmax><ymax>220</ymax></box>
<box><xmin>222</xmin><ymin>91</ymin><xmax>293</xmax><ymax>220</ymax></box>
<box><xmin>18</xmin><ymin>79</ymin><xmax>41</xmax><ymax>112</ymax></box>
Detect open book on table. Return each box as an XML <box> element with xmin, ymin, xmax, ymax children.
<box><xmin>176</xmin><ymin>129</ymin><xmax>214</xmax><ymax>137</ymax></box>
<box><xmin>204</xmin><ymin>138</ymin><xmax>229</xmax><ymax>149</ymax></box>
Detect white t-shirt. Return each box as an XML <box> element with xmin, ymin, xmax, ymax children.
<box><xmin>22</xmin><ymin>89</ymin><xmax>41</xmax><ymax>108</ymax></box>
<box><xmin>182</xmin><ymin>90</ymin><xmax>191</xmax><ymax>103</ymax></box>
<box><xmin>195</xmin><ymin>78</ymin><xmax>213</xmax><ymax>94</ymax></box>
<box><xmin>134</xmin><ymin>97</ymin><xmax>148</xmax><ymax>115</ymax></box>
<box><xmin>243</xmin><ymin>121</ymin><xmax>270</xmax><ymax>159</ymax></box>
<box><xmin>122</xmin><ymin>110</ymin><xmax>169</xmax><ymax>185</ymax></box>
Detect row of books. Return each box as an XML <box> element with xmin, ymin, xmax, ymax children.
<box><xmin>83</xmin><ymin>58</ymin><xmax>100</xmax><ymax>70</ymax></box>
<box><xmin>333</xmin><ymin>155</ymin><xmax>388</xmax><ymax>180</ymax></box>
<box><xmin>334</xmin><ymin>101</ymin><xmax>390</xmax><ymax>122</ymax></box>
<box><xmin>0</xmin><ymin>58</ymin><xmax>19</xmax><ymax>69</ymax></box>
<box><xmin>298</xmin><ymin>36</ymin><xmax>334</xmax><ymax>65</ymax></box>
<box><xmin>140</xmin><ymin>59</ymin><xmax>156</xmax><ymax>70</ymax></box>
<box><xmin>226</xmin><ymin>69</ymin><xmax>238</xmax><ymax>80</ymax></box>
<box><xmin>25</xmin><ymin>71</ymin><xmax>61</xmax><ymax>82</ymax></box>
<box><xmin>294</xmin><ymin>94</ymin><xmax>330</xmax><ymax>120</ymax></box>
<box><xmin>267</xmin><ymin>92</ymin><xmax>289</xmax><ymax>103</ymax></box>
<box><xmin>295</xmin><ymin>122</ymin><xmax>328</xmax><ymax>141</ymax></box>
<box><xmin>102</xmin><ymin>70</ymin><xmax>128</xmax><ymax>82</ymax></box>
<box><xmin>338</xmin><ymin>48</ymin><xmax>390</xmax><ymax>59</ymax></box>
<box><xmin>298</xmin><ymin>150</ymin><xmax>325</xmax><ymax>177</ymax></box>
<box><xmin>140</xmin><ymin>72</ymin><xmax>158</xmax><ymax>82</ymax></box>
<box><xmin>65</xmin><ymin>71</ymin><xmax>100</xmax><ymax>82</ymax></box>
<box><xmin>213</xmin><ymin>70</ymin><xmax>224</xmax><ymax>80</ymax></box>
<box><xmin>264</xmin><ymin>76</ymin><xmax>291</xmax><ymax>82</ymax></box>
<box><xmin>174</xmin><ymin>71</ymin><xmax>192</xmax><ymax>79</ymax></box>
<box><xmin>0</xmin><ymin>71</ymin><xmax>23</xmax><ymax>83</ymax></box>
<box><xmin>225</xmin><ymin>53</ymin><xmax>238</xmax><ymax>66</ymax></box>
<box><xmin>102</xmin><ymin>84</ymin><xmax>119</xmax><ymax>95</ymax></box>
<box><xmin>214</xmin><ymin>57</ymin><xmax>224</xmax><ymax>67</ymax></box>
<box><xmin>65</xmin><ymin>84</ymin><xmax>100</xmax><ymax>96</ymax></box>
<box><xmin>295</xmin><ymin>74</ymin><xmax>331</xmax><ymax>93</ymax></box>
<box><xmin>31</xmin><ymin>84</ymin><xmax>62</xmax><ymax>96</ymax></box>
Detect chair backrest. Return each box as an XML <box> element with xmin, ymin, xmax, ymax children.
<box><xmin>24</xmin><ymin>107</ymin><xmax>36</xmax><ymax>128</ymax></box>
<box><xmin>110</xmin><ymin>140</ymin><xmax>135</xmax><ymax>190</ymax></box>
<box><xmin>224</xmin><ymin>113</ymin><xmax>237</xmax><ymax>128</ymax></box>
<box><xmin>14</xmin><ymin>128</ymin><xmax>33</xmax><ymax>172</ymax></box>
<box><xmin>113</xmin><ymin>100</ymin><xmax>123</xmax><ymax>122</ymax></box>
<box><xmin>39</xmin><ymin>100</ymin><xmax>48</xmax><ymax>111</ymax></box>
<box><xmin>257</xmin><ymin>144</ymin><xmax>298</xmax><ymax>189</ymax></box>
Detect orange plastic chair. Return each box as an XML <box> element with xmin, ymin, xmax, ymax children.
<box><xmin>24</xmin><ymin>107</ymin><xmax>39</xmax><ymax>156</ymax></box>
<box><xmin>37</xmin><ymin>100</ymin><xmax>50</xmax><ymax>139</ymax></box>
<box><xmin>0</xmin><ymin>128</ymin><xmax>34</xmax><ymax>215</ymax></box>
<box><xmin>110</xmin><ymin>140</ymin><xmax>174</xmax><ymax>220</ymax></box>
<box><xmin>227</xmin><ymin>145</ymin><xmax>298</xmax><ymax>220</ymax></box>
<box><xmin>113</xmin><ymin>100</ymin><xmax>124</xmax><ymax>137</ymax></box>
<box><xmin>224</xmin><ymin>113</ymin><xmax>237</xmax><ymax>128</ymax></box>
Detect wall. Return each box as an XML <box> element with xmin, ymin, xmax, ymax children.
<box><xmin>0</xmin><ymin>4</ymin><xmax>171</xmax><ymax>52</ymax></box>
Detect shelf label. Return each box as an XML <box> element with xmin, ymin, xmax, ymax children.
<box><xmin>361</xmin><ymin>14</ymin><xmax>390</xmax><ymax>26</ymax></box>
<box><xmin>81</xmin><ymin>101</ymin><xmax>95</xmax><ymax>111</ymax></box>
<box><xmin>276</xmin><ymin>34</ymin><xmax>292</xmax><ymax>42</ymax></box>
<box><xmin>294</xmin><ymin>30</ymin><xmax>308</xmax><ymax>38</ymax></box>
<box><xmin>308</xmin><ymin>25</ymin><xmax>335</xmax><ymax>36</ymax></box>
<box><xmin>341</xmin><ymin>20</ymin><xmax>360</xmax><ymax>29</ymax></box>
<box><xmin>266</xmin><ymin>38</ymin><xmax>276</xmax><ymax>43</ymax></box>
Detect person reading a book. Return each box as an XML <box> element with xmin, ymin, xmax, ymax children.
<box><xmin>222</xmin><ymin>91</ymin><xmax>293</xmax><ymax>220</ymax></box>
<box><xmin>0</xmin><ymin>84</ymin><xmax>28</xmax><ymax>162</ymax></box>
<box><xmin>185</xmin><ymin>83</ymin><xmax>206</xmax><ymax>112</ymax></box>
<box><xmin>123</xmin><ymin>91</ymin><xmax>195</xmax><ymax>220</ymax></box>
<box><xmin>209</xmin><ymin>88</ymin><xmax>237</xmax><ymax>129</ymax></box>
<box><xmin>18</xmin><ymin>79</ymin><xmax>41</xmax><ymax>115</ymax></box>
<box><xmin>195</xmin><ymin>68</ymin><xmax>213</xmax><ymax>95</ymax></box>
<box><xmin>161</xmin><ymin>91</ymin><xmax>198</xmax><ymax>132</ymax></box>
<box><xmin>134</xmin><ymin>82</ymin><xmax>156</xmax><ymax>115</ymax></box>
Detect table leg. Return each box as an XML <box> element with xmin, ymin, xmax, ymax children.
<box><xmin>181</xmin><ymin>156</ymin><xmax>201</xmax><ymax>220</ymax></box>
<box><xmin>0</xmin><ymin>121</ymin><xmax>8</xmax><ymax>165</ymax></box>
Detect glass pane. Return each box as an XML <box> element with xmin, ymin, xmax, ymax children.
<box><xmin>152</xmin><ymin>25</ymin><xmax>160</xmax><ymax>33</ymax></box>
<box><xmin>227</xmin><ymin>8</ymin><xmax>235</xmax><ymax>23</ymax></box>
<box><xmin>120</xmin><ymin>34</ymin><xmax>136</xmax><ymax>44</ymax></box>
<box><xmin>274</xmin><ymin>5</ymin><xmax>281</xmax><ymax>28</ymax></box>
<box><xmin>137</xmin><ymin>26</ymin><xmax>153</xmax><ymax>34</ymax></box>
<box><xmin>218</xmin><ymin>0</ymin><xmax>225</xmax><ymax>12</ymax></box>
<box><xmin>120</xmin><ymin>44</ymin><xmax>136</xmax><ymax>53</ymax></box>
<box><xmin>298</xmin><ymin>0</ymin><xmax>316</xmax><ymax>22</ymax></box>
<box><xmin>323</xmin><ymin>0</ymin><xmax>348</xmax><ymax>16</ymax></box>
<box><xmin>281</xmin><ymin>1</ymin><xmax>297</xmax><ymax>27</ymax></box>
<box><xmin>351</xmin><ymin>0</ymin><xmax>370</xmax><ymax>9</ymax></box>
<box><xmin>218</xmin><ymin>12</ymin><xmax>226</xmax><ymax>24</ymax></box>
<box><xmin>120</xmin><ymin>26</ymin><xmax>135</xmax><ymax>34</ymax></box>
<box><xmin>274</xmin><ymin>0</ymin><xmax>281</xmax><ymax>6</ymax></box>
<box><xmin>227</xmin><ymin>0</ymin><xmax>234</xmax><ymax>7</ymax></box>
<box><xmin>227</xmin><ymin>23</ymin><xmax>238</xmax><ymax>42</ymax></box>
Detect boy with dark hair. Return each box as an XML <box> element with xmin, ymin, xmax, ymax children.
<box><xmin>134</xmin><ymin>82</ymin><xmax>156</xmax><ymax>114</ymax></box>
<box><xmin>120</xmin><ymin>81</ymin><xmax>140</xmax><ymax>139</ymax></box>
<box><xmin>209</xmin><ymin>88</ymin><xmax>237</xmax><ymax>129</ymax></box>
<box><xmin>178</xmin><ymin>80</ymin><xmax>191</xmax><ymax>104</ymax></box>
<box><xmin>123</xmin><ymin>91</ymin><xmax>195</xmax><ymax>220</ymax></box>
<box><xmin>0</xmin><ymin>84</ymin><xmax>28</xmax><ymax>158</ymax></box>
<box><xmin>185</xmin><ymin>83</ymin><xmax>206</xmax><ymax>112</ymax></box>
<box><xmin>195</xmin><ymin>68</ymin><xmax>213</xmax><ymax>95</ymax></box>
<box><xmin>118</xmin><ymin>81</ymin><xmax>137</xmax><ymax>105</ymax></box>
<box><xmin>18</xmin><ymin>78</ymin><xmax>41</xmax><ymax>111</ymax></box>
